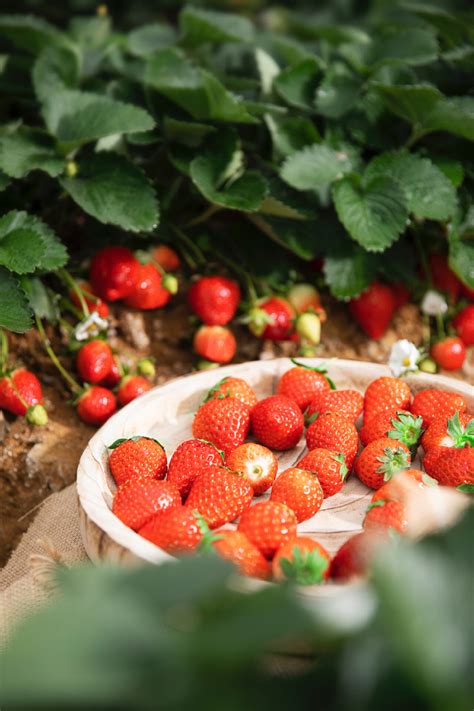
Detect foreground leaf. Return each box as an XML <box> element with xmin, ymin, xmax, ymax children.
<box><xmin>280</xmin><ymin>144</ymin><xmax>353</xmax><ymax>190</ymax></box>
<box><xmin>0</xmin><ymin>210</ymin><xmax>67</xmax><ymax>272</ymax></box>
<box><xmin>0</xmin><ymin>127</ymin><xmax>64</xmax><ymax>179</ymax></box>
<box><xmin>0</xmin><ymin>14</ymin><xmax>65</xmax><ymax>54</ymax></box>
<box><xmin>0</xmin><ymin>268</ymin><xmax>32</xmax><ymax>332</ymax></box>
<box><xmin>33</xmin><ymin>45</ymin><xmax>80</xmax><ymax>102</ymax></box>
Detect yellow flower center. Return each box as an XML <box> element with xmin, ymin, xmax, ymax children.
<box><xmin>403</xmin><ymin>357</ymin><xmax>411</xmax><ymax>366</ymax></box>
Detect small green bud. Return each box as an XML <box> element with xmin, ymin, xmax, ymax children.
<box><xmin>65</xmin><ymin>160</ymin><xmax>78</xmax><ymax>178</ymax></box>
<box><xmin>196</xmin><ymin>359</ymin><xmax>220</xmax><ymax>371</ymax></box>
<box><xmin>26</xmin><ymin>404</ymin><xmax>48</xmax><ymax>426</ymax></box>
<box><xmin>162</xmin><ymin>274</ymin><xmax>178</xmax><ymax>295</ymax></box>
<box><xmin>296</xmin><ymin>312</ymin><xmax>321</xmax><ymax>345</ymax></box>
<box><xmin>137</xmin><ymin>358</ymin><xmax>156</xmax><ymax>378</ymax></box>
<box><xmin>419</xmin><ymin>357</ymin><xmax>437</xmax><ymax>374</ymax></box>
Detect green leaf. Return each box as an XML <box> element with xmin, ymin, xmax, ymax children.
<box><xmin>0</xmin><ymin>14</ymin><xmax>66</xmax><ymax>54</ymax></box>
<box><xmin>259</xmin><ymin>175</ymin><xmax>314</xmax><ymax>220</ymax></box>
<box><xmin>0</xmin><ymin>127</ymin><xmax>64</xmax><ymax>179</ymax></box>
<box><xmin>249</xmin><ymin>215</ymin><xmax>320</xmax><ymax>259</ymax></box>
<box><xmin>60</xmin><ymin>154</ymin><xmax>159</xmax><ymax>232</ymax></box>
<box><xmin>255</xmin><ymin>48</ymin><xmax>280</xmax><ymax>96</ymax></box>
<box><xmin>264</xmin><ymin>114</ymin><xmax>319</xmax><ymax>158</ymax></box>
<box><xmin>367</xmin><ymin>28</ymin><xmax>438</xmax><ymax>67</ymax></box>
<box><xmin>0</xmin><ymin>171</ymin><xmax>11</xmax><ymax>191</ymax></box>
<box><xmin>20</xmin><ymin>276</ymin><xmax>59</xmax><ymax>322</ymax></box>
<box><xmin>0</xmin><ymin>229</ymin><xmax>46</xmax><ymax>274</ymax></box>
<box><xmin>332</xmin><ymin>174</ymin><xmax>408</xmax><ymax>252</ymax></box>
<box><xmin>273</xmin><ymin>57</ymin><xmax>321</xmax><ymax>109</ymax></box>
<box><xmin>0</xmin><ymin>211</ymin><xmax>67</xmax><ymax>271</ymax></box>
<box><xmin>424</xmin><ymin>97</ymin><xmax>474</xmax><ymax>142</ymax></box>
<box><xmin>127</xmin><ymin>23</ymin><xmax>176</xmax><ymax>57</ymax></box>
<box><xmin>365</xmin><ymin>151</ymin><xmax>457</xmax><ymax>220</ymax></box>
<box><xmin>179</xmin><ymin>6</ymin><xmax>254</xmax><ymax>46</ymax></box>
<box><xmin>323</xmin><ymin>241</ymin><xmax>377</xmax><ymax>299</ymax></box>
<box><xmin>0</xmin><ymin>268</ymin><xmax>32</xmax><ymax>332</ymax></box>
<box><xmin>162</xmin><ymin>117</ymin><xmax>215</xmax><ymax>148</ymax></box>
<box><xmin>33</xmin><ymin>45</ymin><xmax>80</xmax><ymax>102</ymax></box>
<box><xmin>449</xmin><ymin>238</ymin><xmax>474</xmax><ymax>288</ymax></box>
<box><xmin>431</xmin><ymin>157</ymin><xmax>464</xmax><ymax>188</ymax></box>
<box><xmin>406</xmin><ymin>4</ymin><xmax>470</xmax><ymax>45</ymax></box>
<box><xmin>42</xmin><ymin>90</ymin><xmax>155</xmax><ymax>145</ymax></box>
<box><xmin>372</xmin><ymin>82</ymin><xmax>442</xmax><ymax>127</ymax></box>
<box><xmin>280</xmin><ymin>144</ymin><xmax>353</xmax><ymax>190</ymax></box>
<box><xmin>315</xmin><ymin>66</ymin><xmax>362</xmax><ymax>119</ymax></box>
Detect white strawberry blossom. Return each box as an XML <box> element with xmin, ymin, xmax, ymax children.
<box><xmin>75</xmin><ymin>311</ymin><xmax>108</xmax><ymax>341</ymax></box>
<box><xmin>420</xmin><ymin>290</ymin><xmax>448</xmax><ymax>316</ymax></box>
<box><xmin>389</xmin><ymin>339</ymin><xmax>422</xmax><ymax>378</ymax></box>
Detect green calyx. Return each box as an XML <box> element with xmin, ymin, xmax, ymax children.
<box><xmin>195</xmin><ymin>513</ymin><xmax>221</xmax><ymax>554</ymax></box>
<box><xmin>25</xmin><ymin>404</ymin><xmax>48</xmax><ymax>426</ymax></box>
<box><xmin>457</xmin><ymin>484</ymin><xmax>474</xmax><ymax>494</ymax></box>
<box><xmin>279</xmin><ymin>545</ymin><xmax>329</xmax><ymax>586</ymax></box>
<box><xmin>243</xmin><ymin>306</ymin><xmax>274</xmax><ymax>337</ymax></box>
<box><xmin>446</xmin><ymin>412</ymin><xmax>474</xmax><ymax>448</ymax></box>
<box><xmin>196</xmin><ymin>439</ymin><xmax>225</xmax><ymax>463</ymax></box>
<box><xmin>290</xmin><ymin>358</ymin><xmax>336</xmax><ymax>390</ymax></box>
<box><xmin>366</xmin><ymin>499</ymin><xmax>388</xmax><ymax>512</ymax></box>
<box><xmin>333</xmin><ymin>453</ymin><xmax>348</xmax><ymax>481</ymax></box>
<box><xmin>387</xmin><ymin>411</ymin><xmax>424</xmax><ymax>448</ymax></box>
<box><xmin>204</xmin><ymin>378</ymin><xmax>229</xmax><ymax>402</ymax></box>
<box><xmin>376</xmin><ymin>447</ymin><xmax>411</xmax><ymax>482</ymax></box>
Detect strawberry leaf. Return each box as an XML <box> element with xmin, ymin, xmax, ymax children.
<box><xmin>0</xmin><ymin>268</ymin><xmax>32</xmax><ymax>332</ymax></box>
<box><xmin>280</xmin><ymin>144</ymin><xmax>354</xmax><ymax>191</ymax></box>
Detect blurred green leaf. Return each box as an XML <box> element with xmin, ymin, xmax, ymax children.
<box><xmin>0</xmin><ymin>126</ymin><xmax>64</xmax><ymax>179</ymax></box>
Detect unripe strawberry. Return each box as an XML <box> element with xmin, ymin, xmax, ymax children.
<box><xmin>137</xmin><ymin>358</ymin><xmax>156</xmax><ymax>378</ymax></box>
<box><xmin>287</xmin><ymin>284</ymin><xmax>321</xmax><ymax>314</ymax></box>
<box><xmin>152</xmin><ymin>244</ymin><xmax>180</xmax><ymax>272</ymax></box>
<box><xmin>295</xmin><ymin>312</ymin><xmax>321</xmax><ymax>345</ymax></box>
<box><xmin>26</xmin><ymin>404</ymin><xmax>48</xmax><ymax>426</ymax></box>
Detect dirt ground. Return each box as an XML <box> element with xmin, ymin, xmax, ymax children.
<box><xmin>1</xmin><ymin>297</ymin><xmax>472</xmax><ymax>566</ymax></box>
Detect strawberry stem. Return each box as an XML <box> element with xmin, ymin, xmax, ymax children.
<box><xmin>185</xmin><ymin>204</ymin><xmax>222</xmax><ymax>228</ymax></box>
<box><xmin>171</xmin><ymin>225</ymin><xmax>205</xmax><ymax>269</ymax></box>
<box><xmin>0</xmin><ymin>329</ymin><xmax>9</xmax><ymax>376</ymax></box>
<box><xmin>35</xmin><ymin>316</ymin><xmax>82</xmax><ymax>395</ymax></box>
<box><xmin>58</xmin><ymin>269</ymin><xmax>90</xmax><ymax>317</ymax></box>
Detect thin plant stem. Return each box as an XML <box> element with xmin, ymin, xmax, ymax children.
<box><xmin>35</xmin><ymin>316</ymin><xmax>82</xmax><ymax>395</ymax></box>
<box><xmin>185</xmin><ymin>204</ymin><xmax>222</xmax><ymax>228</ymax></box>
<box><xmin>171</xmin><ymin>225</ymin><xmax>206</xmax><ymax>268</ymax></box>
<box><xmin>58</xmin><ymin>269</ymin><xmax>90</xmax><ymax>317</ymax></box>
<box><xmin>0</xmin><ymin>329</ymin><xmax>8</xmax><ymax>375</ymax></box>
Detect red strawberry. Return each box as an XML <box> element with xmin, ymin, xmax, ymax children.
<box><xmin>251</xmin><ymin>395</ymin><xmax>304</xmax><ymax>451</ymax></box>
<box><xmin>90</xmin><ymin>246</ymin><xmax>140</xmax><ymax>302</ymax></box>
<box><xmin>297</xmin><ymin>448</ymin><xmax>348</xmax><ymax>497</ymax></box>
<box><xmin>185</xmin><ymin>466</ymin><xmax>253</xmax><ymax>528</ymax></box>
<box><xmin>117</xmin><ymin>375</ymin><xmax>152</xmax><ymax>407</ymax></box>
<box><xmin>226</xmin><ymin>443</ymin><xmax>278</xmax><ymax>495</ymax></box>
<box><xmin>76</xmin><ymin>340</ymin><xmax>113</xmax><ymax>384</ymax></box>
<box><xmin>193</xmin><ymin>325</ymin><xmax>236</xmax><ymax>364</ymax></box>
<box><xmin>124</xmin><ymin>263</ymin><xmax>171</xmax><ymax>310</ymax></box>
<box><xmin>391</xmin><ymin>283</ymin><xmax>410</xmax><ymax>310</ymax></box>
<box><xmin>306</xmin><ymin>413</ymin><xmax>359</xmax><ymax>470</ymax></box>
<box><xmin>270</xmin><ymin>467</ymin><xmax>324</xmax><ymax>522</ymax></box>
<box><xmin>238</xmin><ymin>501</ymin><xmax>297</xmax><ymax>559</ymax></box>
<box><xmin>371</xmin><ymin>469</ymin><xmax>436</xmax><ymax>504</ymax></box>
<box><xmin>100</xmin><ymin>357</ymin><xmax>121</xmax><ymax>388</ymax></box>
<box><xmin>112</xmin><ymin>477</ymin><xmax>181</xmax><ymax>531</ymax></box>
<box><xmin>349</xmin><ymin>282</ymin><xmax>396</xmax><ymax>339</ymax></box>
<box><xmin>359</xmin><ymin>410</ymin><xmax>423</xmax><ymax>450</ymax></box>
<box><xmin>192</xmin><ymin>397</ymin><xmax>250</xmax><ymax>456</ymax></box>
<box><xmin>429</xmin><ymin>254</ymin><xmax>461</xmax><ymax>302</ymax></box>
<box><xmin>139</xmin><ymin>506</ymin><xmax>205</xmax><ymax>555</ymax></box>
<box><xmin>330</xmin><ymin>530</ymin><xmax>387</xmax><ymax>581</ymax></box>
<box><xmin>364</xmin><ymin>377</ymin><xmax>412</xmax><ymax>423</ymax></box>
<box><xmin>205</xmin><ymin>376</ymin><xmax>257</xmax><ymax>409</ymax></box>
<box><xmin>276</xmin><ymin>361</ymin><xmax>332</xmax><ymax>411</ymax></box>
<box><xmin>0</xmin><ymin>368</ymin><xmax>44</xmax><ymax>417</ymax></box>
<box><xmin>76</xmin><ymin>386</ymin><xmax>117</xmax><ymax>426</ymax></box>
<box><xmin>355</xmin><ymin>437</ymin><xmax>411</xmax><ymax>489</ymax></box>
<box><xmin>248</xmin><ymin>296</ymin><xmax>294</xmax><ymax>341</ymax></box>
<box><xmin>188</xmin><ymin>276</ymin><xmax>240</xmax><ymax>326</ymax></box>
<box><xmin>272</xmin><ymin>537</ymin><xmax>330</xmax><ymax>584</ymax></box>
<box><xmin>307</xmin><ymin>389</ymin><xmax>363</xmax><ymax>424</ymax></box>
<box><xmin>431</xmin><ymin>336</ymin><xmax>466</xmax><ymax>371</ymax></box>
<box><xmin>167</xmin><ymin>439</ymin><xmax>224</xmax><ymax>498</ymax></box>
<box><xmin>70</xmin><ymin>280</ymin><xmax>109</xmax><ymax>318</ymax></box>
<box><xmin>423</xmin><ymin>446</ymin><xmax>474</xmax><ymax>487</ymax></box>
<box><xmin>453</xmin><ymin>305</ymin><xmax>474</xmax><ymax>346</ymax></box>
<box><xmin>461</xmin><ymin>282</ymin><xmax>474</xmax><ymax>301</ymax></box>
<box><xmin>108</xmin><ymin>436</ymin><xmax>167</xmax><ymax>486</ymax></box>
<box><xmin>411</xmin><ymin>389</ymin><xmax>467</xmax><ymax>428</ymax></box>
<box><xmin>152</xmin><ymin>244</ymin><xmax>180</xmax><ymax>272</ymax></box>
<box><xmin>363</xmin><ymin>499</ymin><xmax>407</xmax><ymax>534</ymax></box>
<box><xmin>213</xmin><ymin>530</ymin><xmax>271</xmax><ymax>580</ymax></box>
<box><xmin>421</xmin><ymin>412</ymin><xmax>473</xmax><ymax>452</ymax></box>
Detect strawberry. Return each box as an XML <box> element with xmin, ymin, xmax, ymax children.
<box><xmin>371</xmin><ymin>469</ymin><xmax>436</xmax><ymax>504</ymax></box>
<box><xmin>108</xmin><ymin>436</ymin><xmax>167</xmax><ymax>486</ymax></box>
<box><xmin>250</xmin><ymin>395</ymin><xmax>304</xmax><ymax>451</ymax></box>
<box><xmin>124</xmin><ymin>263</ymin><xmax>171</xmax><ymax>310</ymax></box>
<box><xmin>248</xmin><ymin>296</ymin><xmax>294</xmax><ymax>341</ymax></box>
<box><xmin>152</xmin><ymin>244</ymin><xmax>180</xmax><ymax>272</ymax></box>
<box><xmin>364</xmin><ymin>376</ymin><xmax>412</xmax><ymax>423</ymax></box>
<box><xmin>297</xmin><ymin>449</ymin><xmax>348</xmax><ymax>497</ymax></box>
<box><xmin>167</xmin><ymin>439</ymin><xmax>224</xmax><ymax>499</ymax></box>
<box><xmin>193</xmin><ymin>325</ymin><xmax>236</xmax><ymax>364</ymax></box>
<box><xmin>139</xmin><ymin>506</ymin><xmax>205</xmax><ymax>555</ymax></box>
<box><xmin>307</xmin><ymin>389</ymin><xmax>363</xmax><ymax>424</ymax></box>
<box><xmin>70</xmin><ymin>280</ymin><xmax>109</xmax><ymax>318</ymax></box>
<box><xmin>100</xmin><ymin>356</ymin><xmax>121</xmax><ymax>388</ymax></box>
<box><xmin>391</xmin><ymin>283</ymin><xmax>410</xmax><ymax>310</ymax></box>
<box><xmin>348</xmin><ymin>282</ymin><xmax>396</xmax><ymax>339</ymax></box>
<box><xmin>421</xmin><ymin>412</ymin><xmax>473</xmax><ymax>452</ymax></box>
<box><xmin>423</xmin><ymin>446</ymin><xmax>474</xmax><ymax>487</ymax></box>
<box><xmin>270</xmin><ymin>467</ymin><xmax>324</xmax><ymax>522</ymax></box>
<box><xmin>272</xmin><ymin>537</ymin><xmax>330</xmax><ymax>584</ymax></box>
<box><xmin>431</xmin><ymin>336</ymin><xmax>466</xmax><ymax>371</ymax></box>
<box><xmin>363</xmin><ymin>499</ymin><xmax>407</xmax><ymax>534</ymax></box>
<box><xmin>213</xmin><ymin>530</ymin><xmax>271</xmax><ymax>580</ymax></box>
<box><xmin>461</xmin><ymin>282</ymin><xmax>474</xmax><ymax>301</ymax></box>
<box><xmin>112</xmin><ymin>477</ymin><xmax>181</xmax><ymax>531</ymax></box>
<box><xmin>238</xmin><ymin>501</ymin><xmax>297</xmax><ymax>559</ymax></box>
<box><xmin>411</xmin><ymin>389</ymin><xmax>467</xmax><ymax>428</ymax></box>
<box><xmin>205</xmin><ymin>376</ymin><xmax>257</xmax><ymax>409</ymax></box>
<box><xmin>429</xmin><ymin>254</ymin><xmax>461</xmax><ymax>302</ymax></box>
<box><xmin>287</xmin><ymin>284</ymin><xmax>323</xmax><ymax>315</ymax></box>
<box><xmin>306</xmin><ymin>413</ymin><xmax>359</xmax><ymax>470</ymax></box>
<box><xmin>330</xmin><ymin>530</ymin><xmax>387</xmax><ymax>581</ymax></box>
<box><xmin>0</xmin><ymin>368</ymin><xmax>45</xmax><ymax>419</ymax></box>
<box><xmin>192</xmin><ymin>397</ymin><xmax>250</xmax><ymax>456</ymax></box>
<box><xmin>355</xmin><ymin>437</ymin><xmax>411</xmax><ymax>489</ymax></box>
<box><xmin>359</xmin><ymin>410</ymin><xmax>424</xmax><ymax>451</ymax></box>
<box><xmin>76</xmin><ymin>386</ymin><xmax>117</xmax><ymax>426</ymax></box>
<box><xmin>117</xmin><ymin>375</ymin><xmax>152</xmax><ymax>407</ymax></box>
<box><xmin>185</xmin><ymin>466</ymin><xmax>253</xmax><ymax>529</ymax></box>
<box><xmin>76</xmin><ymin>340</ymin><xmax>113</xmax><ymax>384</ymax></box>
<box><xmin>90</xmin><ymin>246</ymin><xmax>140</xmax><ymax>302</ymax></box>
<box><xmin>226</xmin><ymin>443</ymin><xmax>278</xmax><ymax>495</ymax></box>
<box><xmin>453</xmin><ymin>305</ymin><xmax>474</xmax><ymax>346</ymax></box>
<box><xmin>188</xmin><ymin>276</ymin><xmax>240</xmax><ymax>326</ymax></box>
<box><xmin>276</xmin><ymin>361</ymin><xmax>332</xmax><ymax>411</ymax></box>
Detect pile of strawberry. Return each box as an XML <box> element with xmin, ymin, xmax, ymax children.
<box><xmin>106</xmin><ymin>362</ymin><xmax>473</xmax><ymax>585</ymax></box>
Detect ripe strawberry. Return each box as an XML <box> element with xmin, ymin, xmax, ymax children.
<box><xmin>117</xmin><ymin>375</ymin><xmax>152</xmax><ymax>407</ymax></box>
<box><xmin>431</xmin><ymin>336</ymin><xmax>466</xmax><ymax>371</ymax></box>
<box><xmin>108</xmin><ymin>436</ymin><xmax>167</xmax><ymax>486</ymax></box>
<box><xmin>193</xmin><ymin>325</ymin><xmax>236</xmax><ymax>364</ymax></box>
<box><xmin>461</xmin><ymin>282</ymin><xmax>474</xmax><ymax>301</ymax></box>
<box><xmin>76</xmin><ymin>386</ymin><xmax>117</xmax><ymax>426</ymax></box>
<box><xmin>124</xmin><ymin>263</ymin><xmax>171</xmax><ymax>310</ymax></box>
<box><xmin>152</xmin><ymin>244</ymin><xmax>180</xmax><ymax>272</ymax></box>
<box><xmin>453</xmin><ymin>305</ymin><xmax>474</xmax><ymax>346</ymax></box>
<box><xmin>330</xmin><ymin>530</ymin><xmax>387</xmax><ymax>581</ymax></box>
<box><xmin>371</xmin><ymin>469</ymin><xmax>436</xmax><ymax>504</ymax></box>
<box><xmin>185</xmin><ymin>466</ymin><xmax>253</xmax><ymax>529</ymax></box>
<box><xmin>112</xmin><ymin>477</ymin><xmax>181</xmax><ymax>531</ymax></box>
<box><xmin>349</xmin><ymin>282</ymin><xmax>396</xmax><ymax>339</ymax></box>
<box><xmin>0</xmin><ymin>368</ymin><xmax>44</xmax><ymax>417</ymax></box>
<box><xmin>273</xmin><ymin>537</ymin><xmax>330</xmax><ymax>584</ymax></box>
<box><xmin>423</xmin><ymin>446</ymin><xmax>474</xmax><ymax>487</ymax></box>
<box><xmin>429</xmin><ymin>254</ymin><xmax>461</xmax><ymax>302</ymax></box>
<box><xmin>364</xmin><ymin>376</ymin><xmax>412</xmax><ymax>423</ymax></box>
<box><xmin>391</xmin><ymin>283</ymin><xmax>410</xmax><ymax>310</ymax></box>
<box><xmin>90</xmin><ymin>246</ymin><xmax>140</xmax><ymax>302</ymax></box>
<box><xmin>100</xmin><ymin>357</ymin><xmax>121</xmax><ymax>388</ymax></box>
<box><xmin>167</xmin><ymin>439</ymin><xmax>224</xmax><ymax>498</ymax></box>
<box><xmin>139</xmin><ymin>506</ymin><xmax>205</xmax><ymax>555</ymax></box>
<box><xmin>213</xmin><ymin>530</ymin><xmax>271</xmax><ymax>580</ymax></box>
<box><xmin>363</xmin><ymin>499</ymin><xmax>407</xmax><ymax>534</ymax></box>
<box><xmin>421</xmin><ymin>412</ymin><xmax>473</xmax><ymax>452</ymax></box>
<box><xmin>238</xmin><ymin>501</ymin><xmax>297</xmax><ymax>559</ymax></box>
<box><xmin>276</xmin><ymin>361</ymin><xmax>332</xmax><ymax>411</ymax></box>
<box><xmin>226</xmin><ymin>443</ymin><xmax>278</xmax><ymax>495</ymax></box>
<box><xmin>251</xmin><ymin>395</ymin><xmax>304</xmax><ymax>451</ymax></box>
<box><xmin>248</xmin><ymin>296</ymin><xmax>294</xmax><ymax>340</ymax></box>
<box><xmin>205</xmin><ymin>376</ymin><xmax>257</xmax><ymax>409</ymax></box>
<box><xmin>270</xmin><ymin>467</ymin><xmax>324</xmax><ymax>522</ymax></box>
<box><xmin>192</xmin><ymin>397</ymin><xmax>250</xmax><ymax>456</ymax></box>
<box><xmin>359</xmin><ymin>410</ymin><xmax>423</xmax><ymax>450</ymax></box>
<box><xmin>355</xmin><ymin>437</ymin><xmax>411</xmax><ymax>489</ymax></box>
<box><xmin>70</xmin><ymin>280</ymin><xmax>109</xmax><ymax>318</ymax></box>
<box><xmin>307</xmin><ymin>389</ymin><xmax>363</xmax><ymax>424</ymax></box>
<box><xmin>76</xmin><ymin>340</ymin><xmax>113</xmax><ymax>384</ymax></box>
<box><xmin>411</xmin><ymin>389</ymin><xmax>467</xmax><ymax>428</ymax></box>
<box><xmin>306</xmin><ymin>413</ymin><xmax>359</xmax><ymax>470</ymax></box>
<box><xmin>297</xmin><ymin>449</ymin><xmax>348</xmax><ymax>497</ymax></box>
<box><xmin>188</xmin><ymin>275</ymin><xmax>240</xmax><ymax>326</ymax></box>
